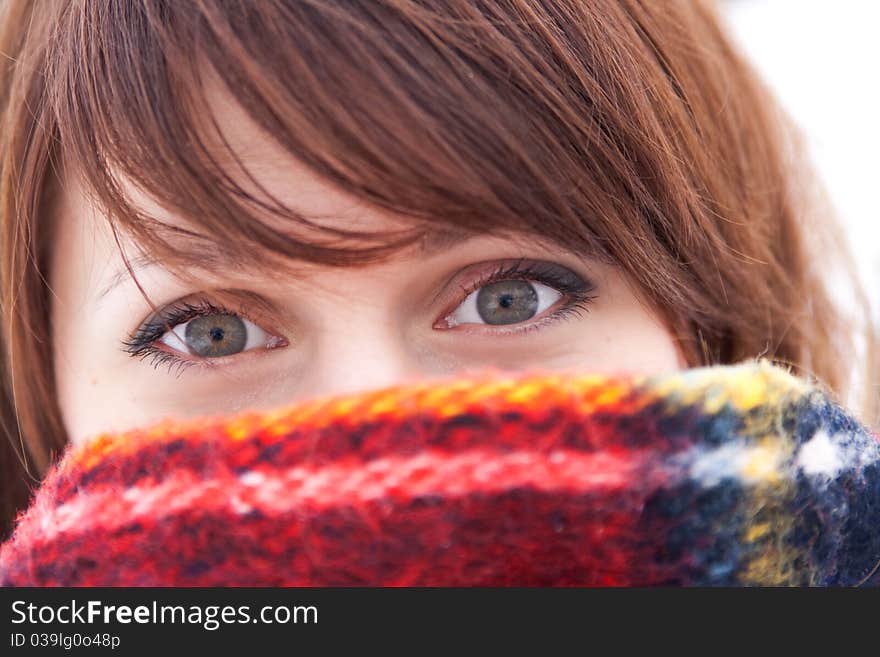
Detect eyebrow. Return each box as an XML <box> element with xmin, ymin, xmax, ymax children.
<box><xmin>94</xmin><ymin>226</ymin><xmax>478</xmax><ymax>302</ymax></box>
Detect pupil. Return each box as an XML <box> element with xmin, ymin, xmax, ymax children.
<box><xmin>210</xmin><ymin>327</ymin><xmax>224</xmax><ymax>342</ymax></box>
<box><xmin>499</xmin><ymin>294</ymin><xmax>514</xmax><ymax>308</ymax></box>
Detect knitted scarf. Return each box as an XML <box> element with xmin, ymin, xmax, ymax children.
<box><xmin>1</xmin><ymin>359</ymin><xmax>878</xmax><ymax>586</ymax></box>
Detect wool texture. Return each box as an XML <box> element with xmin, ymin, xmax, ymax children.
<box><xmin>1</xmin><ymin>359</ymin><xmax>879</xmax><ymax>586</ymax></box>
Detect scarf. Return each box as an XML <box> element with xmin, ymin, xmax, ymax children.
<box><xmin>2</xmin><ymin>359</ymin><xmax>878</xmax><ymax>586</ymax></box>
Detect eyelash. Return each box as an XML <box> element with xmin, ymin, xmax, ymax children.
<box><xmin>121</xmin><ymin>299</ymin><xmax>253</xmax><ymax>377</ymax></box>
<box><xmin>121</xmin><ymin>260</ymin><xmax>597</xmax><ymax>376</ymax></box>
<box><xmin>450</xmin><ymin>259</ymin><xmax>597</xmax><ymax>336</ymax></box>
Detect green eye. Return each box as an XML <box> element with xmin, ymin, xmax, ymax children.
<box><xmin>160</xmin><ymin>312</ymin><xmax>271</xmax><ymax>359</ymax></box>
<box><xmin>447</xmin><ymin>279</ymin><xmax>562</xmax><ymax>328</ymax></box>
<box><xmin>183</xmin><ymin>314</ymin><xmax>248</xmax><ymax>357</ymax></box>
<box><xmin>475</xmin><ymin>280</ymin><xmax>541</xmax><ymax>325</ymax></box>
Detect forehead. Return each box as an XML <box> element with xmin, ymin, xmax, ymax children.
<box><xmin>52</xmin><ymin>79</ymin><xmax>439</xmax><ymax>285</ymax></box>
<box><xmin>55</xmin><ymin>165</ymin><xmax>482</xmax><ymax>302</ymax></box>
<box><xmin>62</xmin><ymin>67</ymin><xmax>582</xmax><ymax>273</ymax></box>
<box><xmin>115</xmin><ymin>77</ymin><xmax>419</xmax><ymax>240</ymax></box>
<box><xmin>52</xmin><ymin>68</ymin><xmax>608</xmax><ymax>293</ymax></box>
<box><xmin>195</xmin><ymin>75</ymin><xmax>399</xmax><ymax>235</ymax></box>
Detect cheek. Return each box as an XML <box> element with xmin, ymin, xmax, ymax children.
<box><xmin>551</xmin><ymin>287</ymin><xmax>686</xmax><ymax>376</ymax></box>
<box><xmin>600</xmin><ymin>319</ymin><xmax>683</xmax><ymax>373</ymax></box>
<box><xmin>52</xmin><ymin>321</ymin><xmax>103</xmax><ymax>447</ymax></box>
<box><xmin>579</xmin><ymin>320</ymin><xmax>684</xmax><ymax>374</ymax></box>
<box><xmin>519</xmin><ymin>323</ymin><xmax>682</xmax><ymax>377</ymax></box>
<box><xmin>51</xmin><ymin>297</ymin><xmax>151</xmax><ymax>447</ymax></box>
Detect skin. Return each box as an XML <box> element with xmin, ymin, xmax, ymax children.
<box><xmin>49</xmin><ymin>82</ymin><xmax>686</xmax><ymax>447</ymax></box>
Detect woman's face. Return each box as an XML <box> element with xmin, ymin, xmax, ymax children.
<box><xmin>49</xmin><ymin>86</ymin><xmax>686</xmax><ymax>447</ymax></box>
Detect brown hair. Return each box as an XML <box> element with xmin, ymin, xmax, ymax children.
<box><xmin>1</xmin><ymin>0</ymin><xmax>877</xmax><ymax>539</ymax></box>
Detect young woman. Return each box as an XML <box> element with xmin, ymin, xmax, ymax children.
<box><xmin>0</xmin><ymin>0</ymin><xmax>875</xmax><ymax>541</ymax></box>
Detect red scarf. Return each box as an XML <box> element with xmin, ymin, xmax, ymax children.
<box><xmin>2</xmin><ymin>360</ymin><xmax>879</xmax><ymax>586</ymax></box>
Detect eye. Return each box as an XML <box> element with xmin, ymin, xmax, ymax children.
<box><xmin>436</xmin><ymin>259</ymin><xmax>597</xmax><ymax>332</ymax></box>
<box><xmin>161</xmin><ymin>313</ymin><xmax>271</xmax><ymax>358</ymax></box>
<box><xmin>446</xmin><ymin>279</ymin><xmax>562</xmax><ymax>327</ymax></box>
<box><xmin>122</xmin><ymin>298</ymin><xmax>287</xmax><ymax>374</ymax></box>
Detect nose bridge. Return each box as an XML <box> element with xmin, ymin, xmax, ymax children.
<box><xmin>307</xmin><ymin>314</ymin><xmax>419</xmax><ymax>400</ymax></box>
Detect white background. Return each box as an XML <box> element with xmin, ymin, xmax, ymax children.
<box><xmin>721</xmin><ymin>0</ymin><xmax>879</xmax><ymax>321</ymax></box>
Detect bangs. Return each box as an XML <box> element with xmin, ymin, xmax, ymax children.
<box><xmin>42</xmin><ymin>0</ymin><xmax>616</xmax><ymax>277</ymax></box>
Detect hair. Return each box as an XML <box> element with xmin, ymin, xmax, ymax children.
<box><xmin>1</xmin><ymin>0</ymin><xmax>877</xmax><ymax>539</ymax></box>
